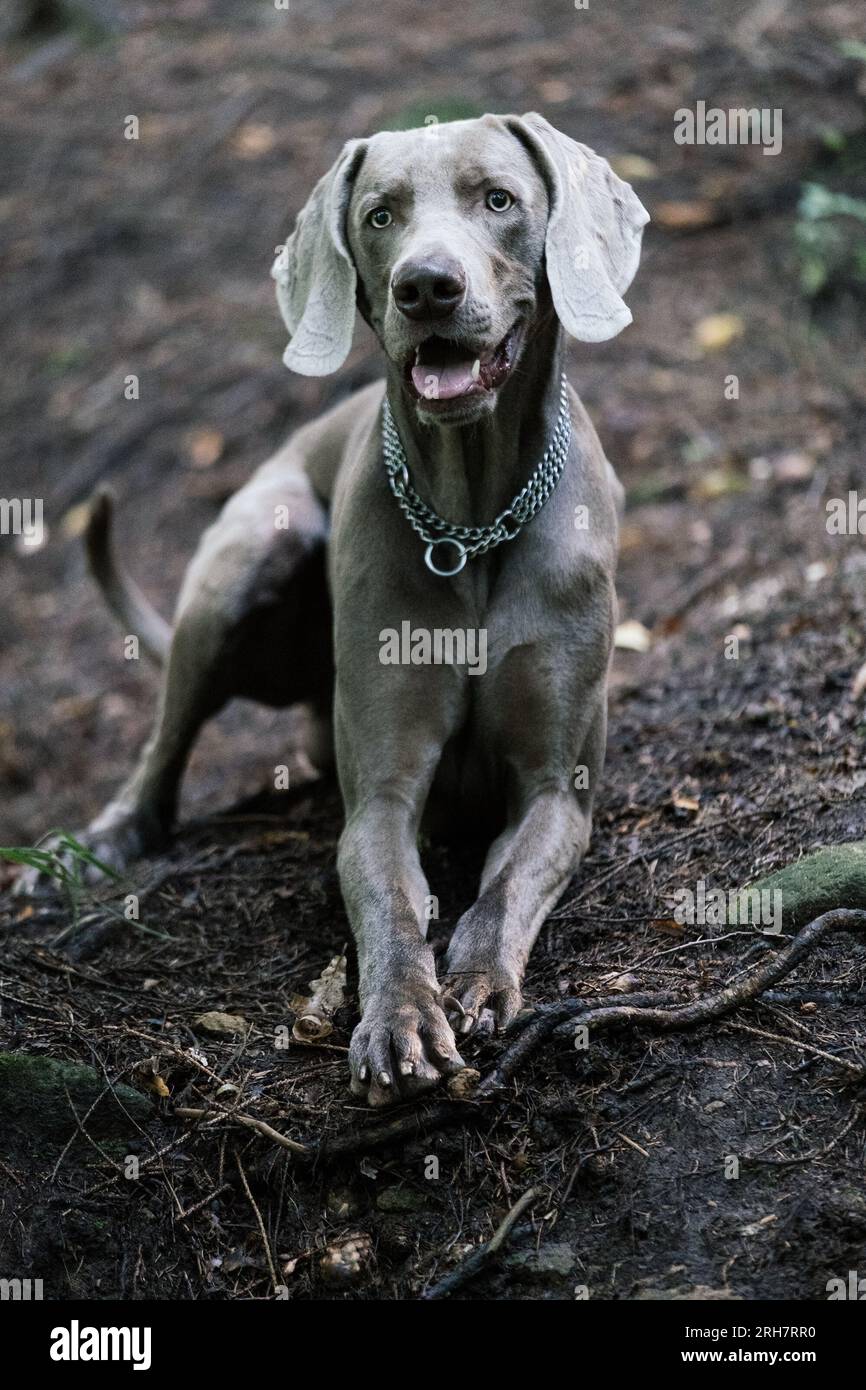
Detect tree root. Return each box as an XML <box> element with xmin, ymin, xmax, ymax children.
<box><xmin>313</xmin><ymin>908</ymin><xmax>866</xmax><ymax>1164</ymax></box>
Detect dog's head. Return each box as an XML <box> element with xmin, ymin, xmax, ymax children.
<box><xmin>272</xmin><ymin>113</ymin><xmax>649</xmax><ymax>425</ymax></box>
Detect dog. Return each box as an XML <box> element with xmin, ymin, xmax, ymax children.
<box><xmin>22</xmin><ymin>113</ymin><xmax>648</xmax><ymax>1106</ymax></box>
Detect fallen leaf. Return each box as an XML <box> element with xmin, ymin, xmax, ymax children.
<box><xmin>690</xmin><ymin>467</ymin><xmax>749</xmax><ymax>501</ymax></box>
<box><xmin>618</xmin><ymin>522</ymin><xmax>646</xmax><ymax>553</ymax></box>
<box><xmin>614</xmin><ymin>619</ymin><xmax>652</xmax><ymax>653</ymax></box>
<box><xmin>62</xmin><ymin>501</ymin><xmax>91</xmax><ymax>538</ymax></box>
<box><xmin>133</xmin><ymin>1055</ymin><xmax>171</xmax><ymax>1096</ymax></box>
<box><xmin>739</xmin><ymin>1214</ymin><xmax>777</xmax><ymax>1238</ymax></box>
<box><xmin>538</xmin><ymin>79</ymin><xmax>570</xmax><ymax>104</ymax></box>
<box><xmin>185</xmin><ymin>427</ymin><xmax>224</xmax><ymax>470</ymax></box>
<box><xmin>773</xmin><ymin>450</ymin><xmax>815</xmax><ymax>483</ymax></box>
<box><xmin>672</xmin><ymin>791</ymin><xmax>700</xmax><ymax>813</ymax></box>
<box><xmin>652</xmin><ymin>917</ymin><xmax>684</xmax><ymax>934</ymax></box>
<box><xmin>194</xmin><ymin>1010</ymin><xmax>249</xmax><ymax>1039</ymax></box>
<box><xmin>654</xmin><ymin>199</ymin><xmax>717</xmax><ymax>229</ymax></box>
<box><xmin>599</xmin><ymin>971</ymin><xmax>641</xmax><ymax>993</ymax></box>
<box><xmin>610</xmin><ymin>154</ymin><xmax>659</xmax><ymax>181</ymax></box>
<box><xmin>694</xmin><ymin>313</ymin><xmax>744</xmax><ymax>352</ymax></box>
<box><xmin>232</xmin><ymin>122</ymin><xmax>277</xmax><ymax>158</ymax></box>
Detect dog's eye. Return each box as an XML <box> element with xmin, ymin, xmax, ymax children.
<box><xmin>486</xmin><ymin>189</ymin><xmax>514</xmax><ymax>212</ymax></box>
<box><xmin>368</xmin><ymin>207</ymin><xmax>393</xmax><ymax>229</ymax></box>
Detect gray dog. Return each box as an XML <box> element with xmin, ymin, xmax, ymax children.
<box><xmin>24</xmin><ymin>113</ymin><xmax>648</xmax><ymax>1106</ymax></box>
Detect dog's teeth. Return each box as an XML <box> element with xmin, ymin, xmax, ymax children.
<box><xmin>471</xmin><ymin>359</ymin><xmax>481</xmax><ymax>380</ymax></box>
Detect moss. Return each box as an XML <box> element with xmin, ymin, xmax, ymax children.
<box><xmin>0</xmin><ymin>1052</ymin><xmax>153</xmax><ymax>1158</ymax></box>
<box><xmin>740</xmin><ymin>841</ymin><xmax>866</xmax><ymax>930</ymax></box>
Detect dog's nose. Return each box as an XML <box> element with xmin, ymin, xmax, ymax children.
<box><xmin>391</xmin><ymin>256</ymin><xmax>466</xmax><ymax>321</ymax></box>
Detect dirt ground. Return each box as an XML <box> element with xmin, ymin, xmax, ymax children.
<box><xmin>2</xmin><ymin>0</ymin><xmax>866</xmax><ymax>1300</ymax></box>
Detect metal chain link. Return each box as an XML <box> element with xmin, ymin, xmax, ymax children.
<box><xmin>382</xmin><ymin>374</ymin><xmax>571</xmax><ymax>576</ymax></box>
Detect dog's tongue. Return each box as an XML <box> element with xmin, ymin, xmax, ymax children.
<box><xmin>412</xmin><ymin>357</ymin><xmax>478</xmax><ymax>400</ymax></box>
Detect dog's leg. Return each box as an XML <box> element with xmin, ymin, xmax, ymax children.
<box><xmin>18</xmin><ymin>476</ymin><xmax>331</xmax><ymax>889</ymax></box>
<box><xmin>79</xmin><ymin>596</ymin><xmax>238</xmax><ymax>871</ymax></box>
<box><xmin>15</xmin><ymin>595</ymin><xmax>233</xmax><ymax>892</ymax></box>
<box><xmin>335</xmin><ymin>678</ymin><xmax>468</xmax><ymax>1107</ymax></box>
<box><xmin>442</xmin><ymin>696</ymin><xmax>608</xmax><ymax>1033</ymax></box>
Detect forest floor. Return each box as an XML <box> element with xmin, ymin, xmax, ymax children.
<box><xmin>1</xmin><ymin>0</ymin><xmax>866</xmax><ymax>1299</ymax></box>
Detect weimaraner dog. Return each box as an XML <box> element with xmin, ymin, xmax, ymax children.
<box><xmin>23</xmin><ymin>113</ymin><xmax>648</xmax><ymax>1106</ymax></box>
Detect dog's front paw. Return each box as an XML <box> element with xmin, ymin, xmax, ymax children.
<box><xmin>349</xmin><ymin>975</ymin><xmax>466</xmax><ymax>1107</ymax></box>
<box><xmin>441</xmin><ymin>944</ymin><xmax>523</xmax><ymax>1036</ymax></box>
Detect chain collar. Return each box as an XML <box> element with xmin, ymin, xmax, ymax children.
<box><xmin>382</xmin><ymin>374</ymin><xmax>572</xmax><ymax>576</ymax></box>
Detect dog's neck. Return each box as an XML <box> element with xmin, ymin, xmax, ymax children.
<box><xmin>384</xmin><ymin>314</ymin><xmax>566</xmax><ymax>530</ymax></box>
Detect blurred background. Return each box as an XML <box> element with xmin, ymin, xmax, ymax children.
<box><xmin>2</xmin><ymin>0</ymin><xmax>866</xmax><ymax>846</ymax></box>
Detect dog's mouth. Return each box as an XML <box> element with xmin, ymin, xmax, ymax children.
<box><xmin>404</xmin><ymin>323</ymin><xmax>522</xmax><ymax>404</ymax></box>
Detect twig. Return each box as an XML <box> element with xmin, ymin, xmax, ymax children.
<box><xmin>723</xmin><ymin>1021</ymin><xmax>864</xmax><ymax>1077</ymax></box>
<box><xmin>174</xmin><ymin>1182</ymin><xmax>233</xmax><ymax>1224</ymax></box>
<box><xmin>762</xmin><ymin>988</ymin><xmax>866</xmax><ymax>1006</ymax></box>
<box><xmin>53</xmin><ymin>1086</ymin><xmax>127</xmax><ymax>1182</ymax></box>
<box><xmin>234</xmin><ymin>1151</ymin><xmax>279</xmax><ymax>1295</ymax></box>
<box><xmin>421</xmin><ymin>1187</ymin><xmax>539</xmax><ymax>1299</ymax></box>
<box><xmin>743</xmin><ymin>1104</ymin><xmax>863</xmax><ymax>1169</ymax></box>
<box><xmin>0</xmin><ymin>1158</ymin><xmax>24</xmax><ymax>1187</ymax></box>
<box><xmin>173</xmin><ymin>1105</ymin><xmax>309</xmax><ymax>1155</ymax></box>
<box><xmin>51</xmin><ymin>1080</ymin><xmax>132</xmax><ymax>1183</ymax></box>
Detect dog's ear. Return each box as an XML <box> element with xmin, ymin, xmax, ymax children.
<box><xmin>271</xmin><ymin>139</ymin><xmax>367</xmax><ymax>375</ymax></box>
<box><xmin>507</xmin><ymin>113</ymin><xmax>649</xmax><ymax>343</ymax></box>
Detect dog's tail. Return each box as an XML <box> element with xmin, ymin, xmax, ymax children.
<box><xmin>84</xmin><ymin>488</ymin><xmax>172</xmax><ymax>667</ymax></box>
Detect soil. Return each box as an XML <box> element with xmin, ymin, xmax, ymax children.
<box><xmin>1</xmin><ymin>0</ymin><xmax>866</xmax><ymax>1300</ymax></box>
